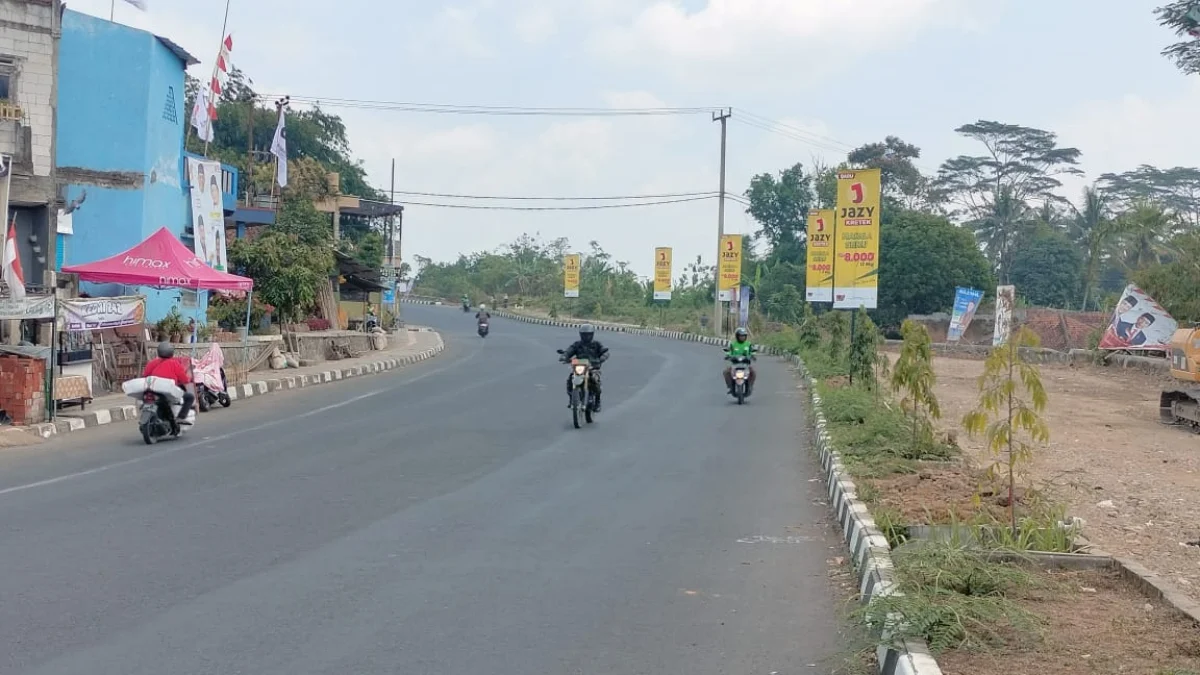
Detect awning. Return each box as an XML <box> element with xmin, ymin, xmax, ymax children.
<box><xmin>62</xmin><ymin>227</ymin><xmax>254</xmax><ymax>291</ymax></box>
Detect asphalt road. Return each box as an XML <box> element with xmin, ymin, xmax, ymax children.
<box><xmin>0</xmin><ymin>305</ymin><xmax>845</xmax><ymax>675</ymax></box>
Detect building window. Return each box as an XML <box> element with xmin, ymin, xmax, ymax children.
<box><xmin>179</xmin><ymin>289</ymin><xmax>198</xmax><ymax>308</ymax></box>
<box><xmin>0</xmin><ymin>56</ymin><xmax>17</xmax><ymax>103</ymax></box>
<box><xmin>162</xmin><ymin>86</ymin><xmax>178</xmax><ymax>124</ymax></box>
<box><xmin>221</xmin><ymin>168</ymin><xmax>232</xmax><ymax>194</ymax></box>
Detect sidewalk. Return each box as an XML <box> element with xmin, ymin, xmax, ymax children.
<box><xmin>2</xmin><ymin>327</ymin><xmax>444</xmax><ymax>444</ymax></box>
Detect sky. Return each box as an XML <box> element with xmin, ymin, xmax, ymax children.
<box><xmin>67</xmin><ymin>0</ymin><xmax>1200</xmax><ymax>278</ymax></box>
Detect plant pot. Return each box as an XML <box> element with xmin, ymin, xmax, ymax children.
<box><xmin>171</xmin><ymin>332</ymin><xmax>183</xmax><ymax>343</ymax></box>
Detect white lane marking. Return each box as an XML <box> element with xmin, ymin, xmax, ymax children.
<box><xmin>736</xmin><ymin>535</ymin><xmax>819</xmax><ymax>544</ymax></box>
<box><xmin>0</xmin><ymin>348</ymin><xmax>472</xmax><ymax>499</ymax></box>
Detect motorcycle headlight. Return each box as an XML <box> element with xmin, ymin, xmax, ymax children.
<box><xmin>573</xmin><ymin>365</ymin><xmax>586</xmax><ymax>375</ymax></box>
<box><xmin>734</xmin><ymin>370</ymin><xmax>746</xmax><ymax>379</ymax></box>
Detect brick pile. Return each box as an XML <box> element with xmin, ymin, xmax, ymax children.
<box><xmin>0</xmin><ymin>354</ymin><xmax>45</xmax><ymax>426</ymax></box>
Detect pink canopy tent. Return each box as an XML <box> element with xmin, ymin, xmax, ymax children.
<box><xmin>62</xmin><ymin>227</ymin><xmax>253</xmax><ymax>290</ymax></box>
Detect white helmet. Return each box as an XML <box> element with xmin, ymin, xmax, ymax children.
<box><xmin>479</xmin><ymin>303</ymin><xmax>486</xmax><ymax>309</ymax></box>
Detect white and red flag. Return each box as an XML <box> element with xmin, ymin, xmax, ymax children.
<box><xmin>2</xmin><ymin>215</ymin><xmax>25</xmax><ymax>300</ymax></box>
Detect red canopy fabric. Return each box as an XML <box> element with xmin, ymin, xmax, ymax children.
<box><xmin>62</xmin><ymin>227</ymin><xmax>253</xmax><ymax>291</ymax></box>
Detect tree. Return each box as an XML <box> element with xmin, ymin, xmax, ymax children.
<box><xmin>934</xmin><ymin>121</ymin><xmax>1083</xmax><ymax>281</ymax></box>
<box><xmin>1156</xmin><ymin>1</ymin><xmax>1200</xmax><ymax>75</ymax></box>
<box><xmin>846</xmin><ymin>135</ymin><xmax>937</xmax><ymax>211</ymax></box>
<box><xmin>1134</xmin><ymin>231</ymin><xmax>1200</xmax><ymax>322</ymax></box>
<box><xmin>764</xmin><ymin>284</ymin><xmax>805</xmax><ymax>324</ymax></box>
<box><xmin>1097</xmin><ymin>165</ymin><xmax>1200</xmax><ymax>227</ymax></box>
<box><xmin>1007</xmin><ymin>224</ymin><xmax>1083</xmax><ymax>308</ymax></box>
<box><xmin>848</xmin><ymin>307</ymin><xmax>882</xmax><ymax>389</ymax></box>
<box><xmin>1067</xmin><ymin>186</ymin><xmax>1118</xmax><ymax>311</ymax></box>
<box><xmin>744</xmin><ymin>163</ymin><xmax>815</xmax><ymax>263</ymax></box>
<box><xmin>891</xmin><ymin>320</ymin><xmax>940</xmax><ymax>456</ymax></box>
<box><xmin>227</xmin><ymin>199</ymin><xmax>335</xmax><ymax>323</ymax></box>
<box><xmin>962</xmin><ymin>326</ymin><xmax>1050</xmax><ymax>535</ymax></box>
<box><xmin>1116</xmin><ymin>199</ymin><xmax>1178</xmax><ymax>272</ymax></box>
<box><xmin>875</xmin><ymin>209</ymin><xmax>994</xmax><ymax>327</ymax></box>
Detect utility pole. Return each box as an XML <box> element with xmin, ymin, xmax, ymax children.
<box><xmin>712</xmin><ymin>108</ymin><xmax>731</xmax><ymax>338</ymax></box>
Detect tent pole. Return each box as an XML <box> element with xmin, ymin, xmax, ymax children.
<box><xmin>242</xmin><ymin>289</ymin><xmax>252</xmax><ymax>382</ymax></box>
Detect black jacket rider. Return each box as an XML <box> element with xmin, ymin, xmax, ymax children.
<box><xmin>562</xmin><ymin>324</ymin><xmax>608</xmax><ymax>410</ymax></box>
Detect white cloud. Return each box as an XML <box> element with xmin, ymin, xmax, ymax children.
<box><xmin>514</xmin><ymin>9</ymin><xmax>558</xmax><ymax>44</ymax></box>
<box><xmin>407</xmin><ymin>6</ymin><xmax>494</xmax><ymax>60</ymax></box>
<box><xmin>1056</xmin><ymin>78</ymin><xmax>1200</xmax><ymax>188</ymax></box>
<box><xmin>591</xmin><ymin>0</ymin><xmax>978</xmax><ymax>85</ymax></box>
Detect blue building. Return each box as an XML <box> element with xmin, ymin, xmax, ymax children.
<box><xmin>55</xmin><ymin>10</ymin><xmax>238</xmax><ymax>325</ymax></box>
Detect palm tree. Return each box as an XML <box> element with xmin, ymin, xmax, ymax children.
<box><xmin>971</xmin><ymin>186</ymin><xmax>1031</xmax><ymax>284</ymax></box>
<box><xmin>1067</xmin><ymin>186</ymin><xmax>1117</xmax><ymax>311</ymax></box>
<box><xmin>1117</xmin><ymin>199</ymin><xmax>1178</xmax><ymax>272</ymax></box>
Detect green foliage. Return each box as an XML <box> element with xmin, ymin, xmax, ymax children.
<box><xmin>228</xmin><ymin>199</ymin><xmax>335</xmax><ymax>323</ymax></box>
<box><xmin>859</xmin><ymin>543</ymin><xmax>1044</xmax><ymax>654</ymax></box>
<box><xmin>817</xmin><ymin>382</ymin><xmax>955</xmax><ymax>478</ymax></box>
<box><xmin>823</xmin><ymin>311</ymin><xmax>848</xmax><ymax>361</ymax></box>
<box><xmin>1007</xmin><ymin>223</ymin><xmax>1084</xmax><ymax>308</ymax></box>
<box><xmin>962</xmin><ymin>326</ymin><xmax>1050</xmax><ymax>535</ymax></box>
<box><xmin>1156</xmin><ymin>2</ymin><xmax>1200</xmax><ymax>76</ymax></box>
<box><xmin>764</xmin><ymin>284</ymin><xmax>805</xmax><ymax>323</ymax></box>
<box><xmin>891</xmin><ymin>320</ymin><xmax>941</xmax><ymax>454</ymax></box>
<box><xmin>797</xmin><ymin>302</ymin><xmax>820</xmax><ymax>349</ymax></box>
<box><xmin>848</xmin><ymin>307</ymin><xmax>882</xmax><ymax>389</ymax></box>
<box><xmin>743</xmin><ymin>163</ymin><xmax>814</xmax><ymax>263</ymax></box>
<box><xmin>876</xmin><ymin>209</ymin><xmax>994</xmax><ymax>327</ymax></box>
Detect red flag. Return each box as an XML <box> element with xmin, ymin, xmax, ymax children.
<box><xmin>2</xmin><ymin>216</ymin><xmax>25</xmax><ymax>300</ymax></box>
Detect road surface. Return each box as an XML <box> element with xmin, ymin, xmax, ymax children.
<box><xmin>0</xmin><ymin>305</ymin><xmax>844</xmax><ymax>675</ymax></box>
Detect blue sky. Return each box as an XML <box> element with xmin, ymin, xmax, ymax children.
<box><xmin>72</xmin><ymin>0</ymin><xmax>1199</xmax><ymax>277</ymax></box>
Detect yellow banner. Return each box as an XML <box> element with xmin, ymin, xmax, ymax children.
<box><xmin>834</xmin><ymin>168</ymin><xmax>881</xmax><ymax>309</ymax></box>
<box><xmin>805</xmin><ymin>209</ymin><xmax>834</xmax><ymax>303</ymax></box>
<box><xmin>718</xmin><ymin>234</ymin><xmax>742</xmax><ymax>301</ymax></box>
<box><xmin>653</xmin><ymin>247</ymin><xmax>672</xmax><ymax>300</ymax></box>
<box><xmin>563</xmin><ymin>253</ymin><xmax>580</xmax><ymax>298</ymax></box>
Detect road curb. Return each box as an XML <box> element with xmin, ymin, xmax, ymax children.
<box><xmin>19</xmin><ymin>333</ymin><xmax>446</xmax><ymax>441</ymax></box>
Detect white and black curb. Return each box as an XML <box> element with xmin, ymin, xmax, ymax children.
<box><xmin>18</xmin><ymin>333</ymin><xmax>445</xmax><ymax>441</ymax></box>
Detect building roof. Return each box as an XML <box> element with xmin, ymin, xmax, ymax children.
<box><xmin>155</xmin><ymin>36</ymin><xmax>200</xmax><ymax>67</ymax></box>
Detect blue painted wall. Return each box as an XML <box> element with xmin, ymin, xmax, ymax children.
<box><xmin>56</xmin><ymin>11</ymin><xmax>240</xmax><ymax>328</ymax></box>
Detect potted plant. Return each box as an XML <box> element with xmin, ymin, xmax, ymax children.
<box><xmin>157</xmin><ymin>308</ymin><xmax>187</xmax><ymax>343</ymax></box>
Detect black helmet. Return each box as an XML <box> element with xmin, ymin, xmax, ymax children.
<box><xmin>734</xmin><ymin>327</ymin><xmax>749</xmax><ymax>341</ymax></box>
<box><xmin>579</xmin><ymin>323</ymin><xmax>595</xmax><ymax>343</ymax></box>
<box><xmin>157</xmin><ymin>341</ymin><xmax>174</xmax><ymax>359</ymax></box>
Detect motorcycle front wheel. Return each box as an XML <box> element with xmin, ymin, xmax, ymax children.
<box><xmin>198</xmin><ymin>389</ymin><xmax>210</xmax><ymax>412</ymax></box>
<box><xmin>140</xmin><ymin>424</ymin><xmax>155</xmax><ymax>445</ymax></box>
<box><xmin>570</xmin><ymin>388</ymin><xmax>581</xmax><ymax>429</ymax></box>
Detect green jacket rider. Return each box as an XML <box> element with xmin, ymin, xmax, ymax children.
<box><xmin>723</xmin><ymin>327</ymin><xmax>757</xmax><ymax>395</ymax></box>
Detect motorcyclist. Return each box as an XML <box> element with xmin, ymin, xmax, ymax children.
<box><xmin>560</xmin><ymin>324</ymin><xmax>608</xmax><ymax>412</ymax></box>
<box><xmin>723</xmin><ymin>327</ymin><xmax>757</xmax><ymax>395</ymax></box>
<box><xmin>461</xmin><ymin>294</ymin><xmax>470</xmax><ymax>310</ymax></box>
<box><xmin>476</xmin><ymin>303</ymin><xmax>490</xmax><ymax>322</ymax></box>
<box><xmin>142</xmin><ymin>341</ymin><xmax>195</xmax><ymax>424</ymax></box>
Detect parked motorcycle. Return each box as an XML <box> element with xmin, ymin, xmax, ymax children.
<box><xmin>192</xmin><ymin>342</ymin><xmax>231</xmax><ymax>412</ymax></box>
<box><xmin>478</xmin><ymin>322</ymin><xmax>489</xmax><ymax>338</ymax></box>
<box><xmin>557</xmin><ymin>349</ymin><xmax>597</xmax><ymax>428</ymax></box>
<box><xmin>728</xmin><ymin>354</ymin><xmax>754</xmax><ymax>405</ymax></box>
<box><xmin>122</xmin><ymin>375</ymin><xmax>195</xmax><ymax>444</ymax></box>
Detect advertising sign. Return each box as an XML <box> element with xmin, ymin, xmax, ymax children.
<box><xmin>1098</xmin><ymin>284</ymin><xmax>1177</xmax><ymax>352</ymax></box>
<box><xmin>992</xmin><ymin>285</ymin><xmax>1016</xmax><ymax>347</ymax></box>
<box><xmin>653</xmin><ymin>247</ymin><xmax>672</xmax><ymax>301</ymax></box>
<box><xmin>718</xmin><ymin>234</ymin><xmax>742</xmax><ymax>302</ymax></box>
<box><xmin>563</xmin><ymin>253</ymin><xmax>580</xmax><ymax>298</ymax></box>
<box><xmin>186</xmin><ymin>157</ymin><xmax>228</xmax><ymax>272</ymax></box>
<box><xmin>805</xmin><ymin>209</ymin><xmax>834</xmax><ymax>302</ymax></box>
<box><xmin>0</xmin><ymin>294</ymin><xmax>53</xmax><ymax>320</ymax></box>
<box><xmin>739</xmin><ymin>285</ymin><xmax>751</xmax><ymax>328</ymax></box>
<box><xmin>58</xmin><ymin>295</ymin><xmax>146</xmax><ymax>331</ymax></box>
<box><xmin>947</xmin><ymin>287</ymin><xmax>984</xmax><ymax>343</ymax></box>
<box><xmin>833</xmin><ymin>168</ymin><xmax>881</xmax><ymax>309</ymax></box>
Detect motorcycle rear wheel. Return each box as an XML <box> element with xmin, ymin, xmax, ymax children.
<box><xmin>198</xmin><ymin>390</ymin><xmax>210</xmax><ymax>412</ymax></box>
<box><xmin>141</xmin><ymin>425</ymin><xmax>155</xmax><ymax>445</ymax></box>
<box><xmin>218</xmin><ymin>392</ymin><xmax>232</xmax><ymax>407</ymax></box>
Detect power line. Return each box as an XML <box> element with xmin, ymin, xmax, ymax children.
<box><xmin>375</xmin><ymin>188</ymin><xmax>719</xmax><ymax>201</ymax></box>
<box><xmin>395</xmin><ymin>195</ymin><xmax>718</xmax><ymax>211</ymax></box>
<box><xmin>266</xmin><ymin>95</ymin><xmax>723</xmax><ymax>117</ymax></box>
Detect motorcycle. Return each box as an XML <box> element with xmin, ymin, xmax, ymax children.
<box><xmin>462</xmin><ymin>301</ymin><xmax>470</xmax><ymax>313</ymax></box>
<box><xmin>557</xmin><ymin>349</ymin><xmax>598</xmax><ymax>428</ymax></box>
<box><xmin>728</xmin><ymin>354</ymin><xmax>754</xmax><ymax>405</ymax></box>
<box><xmin>478</xmin><ymin>322</ymin><xmax>489</xmax><ymax>338</ymax></box>
<box><xmin>122</xmin><ymin>375</ymin><xmax>196</xmax><ymax>444</ymax></box>
<box><xmin>192</xmin><ymin>342</ymin><xmax>231</xmax><ymax>412</ymax></box>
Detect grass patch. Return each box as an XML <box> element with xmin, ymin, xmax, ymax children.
<box><xmin>858</xmin><ymin>542</ymin><xmax>1047</xmax><ymax>654</ymax></box>
<box><xmin>815</xmin><ymin>380</ymin><xmax>956</xmax><ymax>478</ymax></box>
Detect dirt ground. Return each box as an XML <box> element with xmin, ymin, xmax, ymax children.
<box><xmin>898</xmin><ymin>352</ymin><xmax>1200</xmax><ymax>604</ymax></box>
<box><xmin>938</xmin><ymin>568</ymin><xmax>1200</xmax><ymax>675</ymax></box>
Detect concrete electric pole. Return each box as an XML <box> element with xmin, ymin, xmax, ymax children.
<box><xmin>712</xmin><ymin>108</ymin><xmax>731</xmax><ymax>337</ymax></box>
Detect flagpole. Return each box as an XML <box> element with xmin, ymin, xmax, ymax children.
<box><xmin>110</xmin><ymin>0</ymin><xmax>115</xmax><ymax>21</ymax></box>
<box><xmin>201</xmin><ymin>0</ymin><xmax>233</xmax><ymax>158</ymax></box>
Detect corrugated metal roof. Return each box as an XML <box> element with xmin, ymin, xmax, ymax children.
<box><xmin>155</xmin><ymin>36</ymin><xmax>199</xmax><ymax>67</ymax></box>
